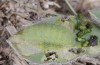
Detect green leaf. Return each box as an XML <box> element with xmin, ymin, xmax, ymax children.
<box><xmin>89</xmin><ymin>8</ymin><xmax>100</xmax><ymax>26</ymax></box>
<box><xmin>8</xmin><ymin>16</ymin><xmax>77</xmax><ymax>62</ymax></box>
<box><xmin>8</xmin><ymin>15</ymin><xmax>100</xmax><ymax>62</ymax></box>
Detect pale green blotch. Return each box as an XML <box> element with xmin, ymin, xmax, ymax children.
<box><xmin>9</xmin><ymin>17</ymin><xmax>76</xmax><ymax>56</ymax></box>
